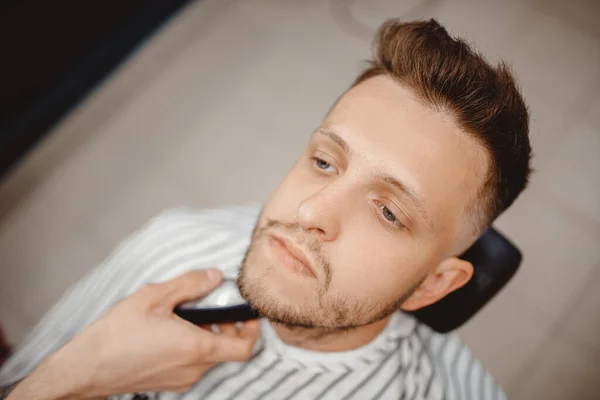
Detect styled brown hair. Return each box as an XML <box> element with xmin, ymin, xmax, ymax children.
<box><xmin>353</xmin><ymin>19</ymin><xmax>532</xmax><ymax>230</ymax></box>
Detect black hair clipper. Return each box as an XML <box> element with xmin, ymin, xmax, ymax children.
<box><xmin>174</xmin><ymin>277</ymin><xmax>260</xmax><ymax>325</ymax></box>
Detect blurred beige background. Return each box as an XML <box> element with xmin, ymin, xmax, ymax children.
<box><xmin>1</xmin><ymin>0</ymin><xmax>599</xmax><ymax>398</ymax></box>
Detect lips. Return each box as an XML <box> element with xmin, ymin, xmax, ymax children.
<box><xmin>269</xmin><ymin>234</ymin><xmax>317</xmax><ymax>278</ymax></box>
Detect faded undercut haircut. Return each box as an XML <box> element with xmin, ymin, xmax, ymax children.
<box><xmin>352</xmin><ymin>19</ymin><xmax>532</xmax><ymax>232</ymax></box>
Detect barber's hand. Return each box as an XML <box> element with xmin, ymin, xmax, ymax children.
<box><xmin>10</xmin><ymin>270</ymin><xmax>260</xmax><ymax>400</ymax></box>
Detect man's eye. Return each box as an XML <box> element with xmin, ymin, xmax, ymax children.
<box><xmin>380</xmin><ymin>203</ymin><xmax>397</xmax><ymax>223</ymax></box>
<box><xmin>313</xmin><ymin>157</ymin><xmax>337</xmax><ymax>173</ymax></box>
<box><xmin>377</xmin><ymin>201</ymin><xmax>405</xmax><ymax>229</ymax></box>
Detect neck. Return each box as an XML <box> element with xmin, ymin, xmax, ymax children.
<box><xmin>271</xmin><ymin>315</ymin><xmax>393</xmax><ymax>352</ymax></box>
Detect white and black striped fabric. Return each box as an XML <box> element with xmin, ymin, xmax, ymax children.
<box><xmin>0</xmin><ymin>205</ymin><xmax>506</xmax><ymax>399</ymax></box>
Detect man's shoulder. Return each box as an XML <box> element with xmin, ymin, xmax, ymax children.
<box><xmin>407</xmin><ymin>321</ymin><xmax>507</xmax><ymax>400</ymax></box>
<box><xmin>112</xmin><ymin>205</ymin><xmax>260</xmax><ymax>287</ymax></box>
<box><xmin>130</xmin><ymin>204</ymin><xmax>261</xmax><ymax>247</ymax></box>
<box><xmin>142</xmin><ymin>205</ymin><xmax>261</xmax><ymax>233</ymax></box>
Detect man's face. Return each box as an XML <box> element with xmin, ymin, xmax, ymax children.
<box><xmin>238</xmin><ymin>75</ymin><xmax>487</xmax><ymax>329</ymax></box>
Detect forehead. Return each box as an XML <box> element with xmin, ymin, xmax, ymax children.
<box><xmin>322</xmin><ymin>75</ymin><xmax>488</xmax><ymax>233</ymax></box>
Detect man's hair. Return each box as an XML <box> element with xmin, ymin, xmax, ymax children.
<box><xmin>353</xmin><ymin>19</ymin><xmax>532</xmax><ymax>230</ymax></box>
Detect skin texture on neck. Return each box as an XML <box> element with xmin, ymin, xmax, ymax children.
<box><xmin>271</xmin><ymin>315</ymin><xmax>393</xmax><ymax>352</ymax></box>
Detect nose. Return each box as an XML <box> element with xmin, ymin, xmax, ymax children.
<box><xmin>297</xmin><ymin>187</ymin><xmax>341</xmax><ymax>242</ymax></box>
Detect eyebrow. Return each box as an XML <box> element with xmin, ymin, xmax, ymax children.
<box><xmin>377</xmin><ymin>174</ymin><xmax>434</xmax><ymax>231</ymax></box>
<box><xmin>315</xmin><ymin>129</ymin><xmax>352</xmax><ymax>157</ymax></box>
<box><xmin>315</xmin><ymin>128</ymin><xmax>433</xmax><ymax>231</ymax></box>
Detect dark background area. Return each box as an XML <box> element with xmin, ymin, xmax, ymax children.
<box><xmin>0</xmin><ymin>0</ymin><xmax>191</xmax><ymax>179</ymax></box>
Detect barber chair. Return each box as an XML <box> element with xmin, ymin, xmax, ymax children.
<box><xmin>408</xmin><ymin>228</ymin><xmax>521</xmax><ymax>333</ymax></box>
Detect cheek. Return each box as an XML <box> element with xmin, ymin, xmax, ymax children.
<box><xmin>330</xmin><ymin>216</ymin><xmax>428</xmax><ymax>301</ymax></box>
<box><xmin>328</xmin><ymin>229</ymin><xmax>420</xmax><ymax>300</ymax></box>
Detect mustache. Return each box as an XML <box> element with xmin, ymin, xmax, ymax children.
<box><xmin>256</xmin><ymin>218</ymin><xmax>332</xmax><ymax>292</ymax></box>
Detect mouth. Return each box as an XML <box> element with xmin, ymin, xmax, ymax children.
<box><xmin>268</xmin><ymin>234</ymin><xmax>317</xmax><ymax>279</ymax></box>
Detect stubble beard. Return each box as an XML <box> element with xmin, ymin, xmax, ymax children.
<box><xmin>237</xmin><ymin>218</ymin><xmax>416</xmax><ymax>333</ymax></box>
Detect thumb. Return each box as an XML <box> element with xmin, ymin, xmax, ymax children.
<box><xmin>159</xmin><ymin>269</ymin><xmax>223</xmax><ymax>309</ymax></box>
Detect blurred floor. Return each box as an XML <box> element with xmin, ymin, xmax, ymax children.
<box><xmin>0</xmin><ymin>0</ymin><xmax>599</xmax><ymax>398</ymax></box>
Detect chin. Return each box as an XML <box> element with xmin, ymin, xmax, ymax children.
<box><xmin>239</xmin><ymin>264</ymin><xmax>376</xmax><ymax>329</ymax></box>
<box><xmin>238</xmin><ymin>249</ymin><xmax>321</xmax><ymax>327</ymax></box>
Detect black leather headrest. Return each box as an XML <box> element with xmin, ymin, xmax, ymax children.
<box><xmin>408</xmin><ymin>227</ymin><xmax>521</xmax><ymax>333</ymax></box>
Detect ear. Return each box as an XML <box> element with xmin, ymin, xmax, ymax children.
<box><xmin>400</xmin><ymin>257</ymin><xmax>473</xmax><ymax>312</ymax></box>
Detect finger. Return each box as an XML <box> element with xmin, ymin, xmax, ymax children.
<box><xmin>240</xmin><ymin>320</ymin><xmax>261</xmax><ymax>341</ymax></box>
<box><xmin>205</xmin><ymin>320</ymin><xmax>261</xmax><ymax>362</ymax></box>
<box><xmin>218</xmin><ymin>323</ymin><xmax>238</xmax><ymax>337</ymax></box>
<box><xmin>159</xmin><ymin>270</ymin><xmax>223</xmax><ymax>308</ymax></box>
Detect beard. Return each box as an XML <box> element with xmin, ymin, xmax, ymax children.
<box><xmin>237</xmin><ymin>217</ymin><xmax>418</xmax><ymax>331</ymax></box>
